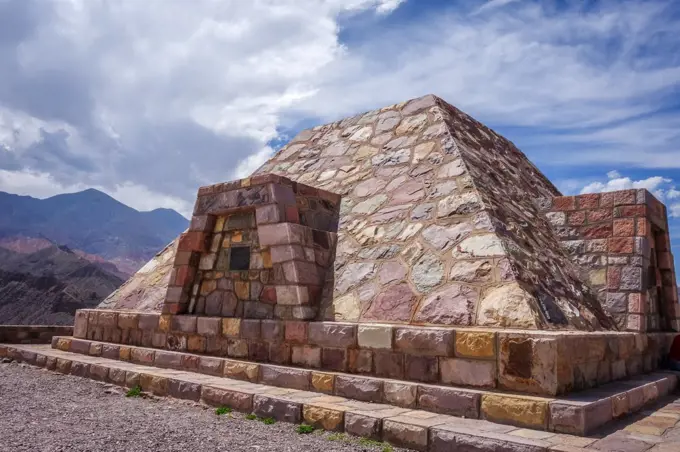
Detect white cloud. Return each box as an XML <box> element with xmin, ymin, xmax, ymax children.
<box><xmin>607</xmin><ymin>170</ymin><xmax>621</xmax><ymax>179</ymax></box>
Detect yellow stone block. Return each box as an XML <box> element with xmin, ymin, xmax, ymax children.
<box><xmin>456</xmin><ymin>332</ymin><xmax>496</xmax><ymax>358</ymax></box>
<box><xmin>214</xmin><ymin>216</ymin><xmax>226</xmax><ymax>232</ymax></box>
<box><xmin>311</xmin><ymin>372</ymin><xmax>335</xmax><ymax>393</ymax></box>
<box><xmin>232</xmin><ymin>231</ymin><xmax>243</xmax><ymax>243</ymax></box>
<box><xmin>588</xmin><ymin>268</ymin><xmax>606</xmax><ymax>286</ymax></box>
<box><xmin>187</xmin><ymin>335</ymin><xmax>206</xmax><ymax>353</ymax></box>
<box><xmin>89</xmin><ymin>343</ymin><xmax>102</xmax><ymax>356</ymax></box>
<box><xmin>222</xmin><ymin>318</ymin><xmax>241</xmax><ymax>337</ymax></box>
<box><xmin>224</xmin><ymin>361</ymin><xmax>259</xmax><ymax>382</ymax></box>
<box><xmin>158</xmin><ymin>315</ymin><xmax>172</xmax><ymax>332</ymax></box>
<box><xmin>200</xmin><ymin>279</ymin><xmax>217</xmax><ymax>295</ymax></box>
<box><xmin>262</xmin><ymin>250</ymin><xmax>272</xmax><ymax>269</ymax></box>
<box><xmin>119</xmin><ymin>346</ymin><xmax>131</xmax><ymax>361</ymax></box>
<box><xmin>241</xmin><ymin>178</ymin><xmax>251</xmax><ymax>187</ymax></box>
<box><xmin>303</xmin><ymin>405</ymin><xmax>344</xmax><ymax>431</ymax></box>
<box><xmin>235</xmin><ymin>281</ymin><xmax>250</xmax><ymax>300</ymax></box>
<box><xmin>215</xmin><ymin>272</ymin><xmax>224</xmax><ymax>279</ymax></box>
<box><xmin>481</xmin><ymin>394</ymin><xmax>548</xmax><ymax>429</ymax></box>
<box><xmin>55</xmin><ymin>338</ymin><xmax>71</xmax><ymax>352</ymax></box>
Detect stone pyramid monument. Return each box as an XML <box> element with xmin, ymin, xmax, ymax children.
<box><xmin>252</xmin><ymin>95</ymin><xmax>611</xmax><ymax>331</ymax></box>
<box><xmin>8</xmin><ymin>95</ymin><xmax>679</xmax><ymax>445</ymax></box>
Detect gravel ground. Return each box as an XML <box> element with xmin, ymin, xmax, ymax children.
<box><xmin>0</xmin><ymin>361</ymin><xmax>409</xmax><ymax>452</ymax></box>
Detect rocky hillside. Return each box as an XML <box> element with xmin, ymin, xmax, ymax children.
<box><xmin>0</xmin><ymin>246</ymin><xmax>125</xmax><ymax>325</ymax></box>
<box><xmin>0</xmin><ymin>189</ymin><xmax>188</xmax><ymax>275</ymax></box>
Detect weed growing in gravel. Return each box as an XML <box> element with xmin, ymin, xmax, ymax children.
<box><xmin>296</xmin><ymin>424</ymin><xmax>315</xmax><ymax>434</ymax></box>
<box><xmin>260</xmin><ymin>417</ymin><xmax>276</xmax><ymax>425</ymax></box>
<box><xmin>359</xmin><ymin>438</ymin><xmax>393</xmax><ymax>452</ymax></box>
<box><xmin>245</xmin><ymin>413</ymin><xmax>257</xmax><ymax>420</ymax></box>
<box><xmin>215</xmin><ymin>406</ymin><xmax>232</xmax><ymax>416</ymax></box>
<box><xmin>125</xmin><ymin>386</ymin><xmax>142</xmax><ymax>398</ymax></box>
<box><xmin>327</xmin><ymin>433</ymin><xmax>351</xmax><ymax>443</ymax></box>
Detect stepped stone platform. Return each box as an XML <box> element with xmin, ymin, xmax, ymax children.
<box><xmin>7</xmin><ymin>94</ymin><xmax>680</xmax><ymax>450</ymax></box>
<box><xmin>3</xmin><ymin>343</ymin><xmax>679</xmax><ymax>452</ymax></box>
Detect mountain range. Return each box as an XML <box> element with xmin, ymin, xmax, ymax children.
<box><xmin>0</xmin><ymin>189</ymin><xmax>188</xmax><ymax>324</ymax></box>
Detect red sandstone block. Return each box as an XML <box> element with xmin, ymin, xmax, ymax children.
<box><xmin>270</xmin><ymin>244</ymin><xmax>306</xmax><ymax>263</ymax></box>
<box><xmin>138</xmin><ymin>313</ymin><xmax>160</xmax><ymax>330</ymax></box>
<box><xmin>374</xmin><ymin>351</ymin><xmax>405</xmax><ymax>379</ymax></box>
<box><xmin>628</xmin><ymin>294</ymin><xmax>646</xmax><ymax>314</ymax></box>
<box><xmin>613</xmin><ymin>219</ymin><xmax>635</xmax><ymax>237</ymax></box>
<box><xmin>587</xmin><ymin>209</ymin><xmax>612</xmax><ymax>223</ymax></box>
<box><xmin>405</xmin><ymin>355</ymin><xmax>439</xmax><ymax>383</ymax></box>
<box><xmin>240</xmin><ymin>319</ymin><xmax>261</xmax><ymax>340</ymax></box>
<box><xmin>394</xmin><ymin>328</ymin><xmax>454</xmax><ymax>356</ymax></box>
<box><xmin>581</xmin><ymin>224</ymin><xmax>612</xmax><ymax>239</ymax></box>
<box><xmin>607</xmin><ymin>267</ymin><xmax>621</xmax><ymax>290</ymax></box>
<box><xmin>252</xmin><ymin>396</ymin><xmax>302</xmax><ymax>424</ymax></box>
<box><xmin>334</xmin><ymin>375</ymin><xmax>382</xmax><ymax>403</ymax></box>
<box><xmin>659</xmin><ymin>252</ymin><xmax>673</xmax><ymax>270</ymax></box>
<box><xmin>171</xmin><ymin>316</ymin><xmax>197</xmax><ymax>334</ymax></box>
<box><xmin>251</xmin><ymin>174</ymin><xmax>281</xmax><ymax>186</ymax></box>
<box><xmin>285</xmin><ymin>321</ymin><xmax>308</xmax><ymax>343</ymax></box>
<box><xmin>270</xmin><ymin>184</ymin><xmax>296</xmax><ymax>204</ymax></box>
<box><xmin>165</xmin><ymin>287</ymin><xmax>188</xmax><ymax>304</ymax></box>
<box><xmin>553</xmin><ymin>196</ymin><xmax>576</xmax><ymax>211</ymax></box>
<box><xmin>609</xmin><ymin>237</ymin><xmax>634</xmax><ymax>254</ymax></box>
<box><xmin>322</xmin><ymin>348</ymin><xmax>348</xmax><ymax>372</ymax></box>
<box><xmin>601</xmin><ymin>190</ymin><xmax>636</xmax><ymax>207</ymax></box>
<box><xmin>577</xmin><ymin>193</ymin><xmax>600</xmax><ymax>209</ymax></box>
<box><xmin>197</xmin><ymin>317</ymin><xmax>221</xmax><ymax>336</ymax></box>
<box><xmin>636</xmin><ymin>218</ymin><xmax>649</xmax><ymax>237</ymax></box>
<box><xmin>616</xmin><ymin>205</ymin><xmax>647</xmax><ymax>218</ymax></box>
<box><xmin>269</xmin><ymin>342</ymin><xmax>292</xmax><ymax>364</ymax></box>
<box><xmin>260</xmin><ymin>286</ymin><xmax>277</xmax><ymax>304</ymax></box>
<box><xmin>174</xmin><ymin>251</ymin><xmax>196</xmax><ymax>267</ymax></box>
<box><xmin>568</xmin><ymin>211</ymin><xmax>586</xmax><ymax>226</ymax></box>
<box><xmin>285</xmin><ymin>205</ymin><xmax>300</xmax><ymax>223</ymax></box>
<box><xmin>178</xmin><ymin>231</ymin><xmax>206</xmax><ymax>252</ymax></box>
<box><xmin>260</xmin><ymin>365</ymin><xmax>310</xmax><ymax>390</ymax></box>
<box><xmin>201</xmin><ymin>386</ymin><xmax>253</xmax><ymax>412</ymax></box>
<box><xmin>292</xmin><ymin>345</ymin><xmax>321</xmax><ymax>368</ymax></box>
<box><xmin>117</xmin><ymin>313</ymin><xmax>139</xmax><ymax>330</ymax></box>
<box><xmin>189</xmin><ymin>215</ymin><xmax>214</xmax><ymax>232</ymax></box>
<box><xmin>174</xmin><ymin>265</ymin><xmax>195</xmax><ymax>287</ymax></box>
<box><xmin>417</xmin><ymin>385</ymin><xmax>481</xmax><ymax>418</ymax></box>
<box><xmin>261</xmin><ymin>320</ymin><xmax>283</xmax><ymax>342</ymax></box>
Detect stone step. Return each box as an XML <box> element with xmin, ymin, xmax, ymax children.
<box><xmin>47</xmin><ymin>336</ymin><xmax>680</xmax><ymax>436</ymax></box>
<box><xmin>1</xmin><ymin>343</ymin><xmax>616</xmax><ymax>452</ymax></box>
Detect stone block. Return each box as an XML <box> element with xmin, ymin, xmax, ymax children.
<box><xmin>223</xmin><ymin>361</ymin><xmax>259</xmax><ymax>382</ymax></box>
<box><xmin>549</xmin><ymin>400</ymin><xmax>612</xmax><ymax>435</ymax></box>
<box><xmin>197</xmin><ymin>317</ymin><xmax>221</xmax><ymax>336</ymax></box>
<box><xmin>187</xmin><ymin>335</ymin><xmax>206</xmax><ymax>353</ymax></box>
<box><xmin>311</xmin><ymin>372</ymin><xmax>335</xmax><ymax>393</ymax></box>
<box><xmin>222</xmin><ymin>318</ymin><xmax>241</xmax><ymax>337</ymax></box>
<box><xmin>253</xmin><ymin>395</ymin><xmax>302</xmax><ymax>423</ymax></box>
<box><xmin>275</xmin><ymin>285</ymin><xmax>309</xmax><ymax>305</ymax></box>
<box><xmin>55</xmin><ymin>358</ymin><xmax>72</xmax><ymax>374</ymax></box>
<box><xmin>248</xmin><ymin>341</ymin><xmax>269</xmax><ymax>362</ymax></box>
<box><xmin>481</xmin><ymin>394</ymin><xmax>548</xmax><ymax>429</ymax></box>
<box><xmin>168</xmin><ymin>379</ymin><xmax>201</xmax><ymax>401</ymax></box>
<box><xmin>74</xmin><ymin>310</ymin><xmax>88</xmax><ymax>338</ymax></box>
<box><xmin>394</xmin><ymin>327</ymin><xmax>453</xmax><ymax>356</ymax></box>
<box><xmin>55</xmin><ymin>337</ymin><xmax>71</xmax><ymax>352</ymax></box>
<box><xmin>70</xmin><ymin>338</ymin><xmax>91</xmax><ymax>354</ymax></box>
<box><xmin>117</xmin><ymin>313</ymin><xmax>139</xmax><ymax>330</ymax></box>
<box><xmin>107</xmin><ymin>368</ymin><xmax>127</xmax><ymax>386</ymax></box>
<box><xmin>291</xmin><ymin>345</ymin><xmax>321</xmax><ymax>368</ymax></box>
<box><xmin>70</xmin><ymin>362</ymin><xmax>90</xmax><ymax>377</ymax></box>
<box><xmin>138</xmin><ymin>313</ymin><xmax>160</xmax><ymax>331</ymax></box>
<box><xmin>430</xmin><ymin>427</ymin><xmax>548</xmax><ymax>452</ymax></box>
<box><xmin>227</xmin><ymin>339</ymin><xmax>249</xmax><ymax>358</ymax></box>
<box><xmin>344</xmin><ymin>413</ymin><xmax>381</xmax><ymax>441</ymax></box>
<box><xmin>260</xmin><ymin>365</ymin><xmax>310</xmax><ymax>390</ymax></box>
<box><xmin>130</xmin><ymin>348</ymin><xmax>155</xmax><ymax>365</ymax></box>
<box><xmin>417</xmin><ymin>385</ymin><xmax>480</xmax><ymax>418</ymax></box>
<box><xmin>201</xmin><ymin>386</ymin><xmax>253</xmax><ymax>412</ymax></box>
<box><xmin>155</xmin><ymin>351</ymin><xmax>183</xmax><ymax>369</ymax></box>
<box><xmin>88</xmin><ymin>365</ymin><xmax>109</xmax><ymax>382</ymax></box>
<box><xmin>302</xmin><ymin>406</ymin><xmax>344</xmax><ymax>432</ymax></box>
<box><xmin>335</xmin><ymin>376</ymin><xmax>382</xmax><ymax>402</ymax></box>
<box><xmin>440</xmin><ymin>357</ymin><xmax>496</xmax><ymax>388</ymax></box>
<box><xmin>199</xmin><ymin>357</ymin><xmax>223</xmax><ymax>375</ymax></box>
<box><xmin>404</xmin><ymin>355</ymin><xmax>438</xmax><ymax>383</ymax></box>
<box><xmin>455</xmin><ymin>331</ymin><xmax>496</xmax><ymax>358</ymax></box>
<box><xmin>348</xmin><ymin>349</ymin><xmax>373</xmax><ymax>373</ymax></box>
<box><xmin>240</xmin><ymin>319</ymin><xmax>261</xmax><ymax>339</ymax></box>
<box><xmin>269</xmin><ymin>342</ymin><xmax>291</xmax><ymax>364</ymax></box>
<box><xmin>384</xmin><ymin>382</ymin><xmax>417</xmax><ymax>408</ymax></box>
<box><xmin>374</xmin><ymin>351</ymin><xmax>404</xmax><ymax>379</ymax></box>
<box><xmin>307</xmin><ymin>323</ymin><xmax>356</xmax><ymax>348</ymax></box>
<box><xmin>261</xmin><ymin>320</ymin><xmax>283</xmax><ymax>341</ymax></box>
<box><xmin>357</xmin><ymin>325</ymin><xmax>393</xmax><ymax>349</ymax></box>
<box><xmin>140</xmin><ymin>374</ymin><xmax>169</xmax><ymax>396</ymax></box>
<box><xmin>284</xmin><ymin>321</ymin><xmax>308</xmax><ymax>343</ymax></box>
<box><xmin>125</xmin><ymin>371</ymin><xmax>140</xmax><ymax>388</ymax></box>
<box><xmin>382</xmin><ymin>420</ymin><xmax>428</xmax><ymax>452</ymax></box>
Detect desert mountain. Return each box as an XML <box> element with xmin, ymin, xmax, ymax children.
<box><xmin>0</xmin><ymin>245</ymin><xmax>125</xmax><ymax>325</ymax></box>
<box><xmin>0</xmin><ymin>189</ymin><xmax>188</xmax><ymax>275</ymax></box>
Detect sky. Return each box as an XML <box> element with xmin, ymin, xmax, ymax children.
<box><xmin>0</xmin><ymin>0</ymin><xmax>679</xmax><ymax>259</ymax></box>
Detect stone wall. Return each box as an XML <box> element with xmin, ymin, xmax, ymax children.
<box><xmin>164</xmin><ymin>174</ymin><xmax>340</xmax><ymax>321</ymax></box>
<box><xmin>254</xmin><ymin>94</ymin><xmax>612</xmax><ymax>331</ymax></box>
<box><xmin>540</xmin><ymin>189</ymin><xmax>680</xmax><ymax>332</ymax></box>
<box><xmin>0</xmin><ymin>325</ymin><xmax>74</xmax><ymax>344</ymax></box>
<box><xmin>72</xmin><ymin>309</ymin><xmax>675</xmax><ymax>396</ymax></box>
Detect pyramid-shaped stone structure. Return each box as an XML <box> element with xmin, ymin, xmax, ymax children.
<box><xmin>251</xmin><ymin>95</ymin><xmax>612</xmax><ymax>330</ymax></box>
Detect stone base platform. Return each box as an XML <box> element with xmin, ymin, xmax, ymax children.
<box><xmin>2</xmin><ymin>343</ymin><xmax>678</xmax><ymax>452</ymax></box>
<box><xmin>45</xmin><ymin>336</ymin><xmax>680</xmax><ymax>435</ymax></box>
<box><xmin>74</xmin><ymin>309</ymin><xmax>676</xmax><ymax>397</ymax></box>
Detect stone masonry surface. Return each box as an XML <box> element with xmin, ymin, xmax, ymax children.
<box><xmin>254</xmin><ymin>94</ymin><xmax>616</xmax><ymax>330</ymax></box>
<box><xmin>66</xmin><ymin>309</ymin><xmax>678</xmax><ymax>397</ymax></box>
<box><xmin>4</xmin><ymin>344</ymin><xmax>680</xmax><ymax>452</ymax></box>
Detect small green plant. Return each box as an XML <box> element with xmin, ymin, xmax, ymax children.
<box><xmin>261</xmin><ymin>417</ymin><xmax>276</xmax><ymax>425</ymax></box>
<box><xmin>125</xmin><ymin>385</ymin><xmax>142</xmax><ymax>398</ymax></box>
<box><xmin>296</xmin><ymin>424</ymin><xmax>315</xmax><ymax>434</ymax></box>
<box><xmin>215</xmin><ymin>406</ymin><xmax>232</xmax><ymax>416</ymax></box>
<box><xmin>328</xmin><ymin>433</ymin><xmax>351</xmax><ymax>442</ymax></box>
<box><xmin>359</xmin><ymin>438</ymin><xmax>393</xmax><ymax>452</ymax></box>
<box><xmin>245</xmin><ymin>413</ymin><xmax>257</xmax><ymax>420</ymax></box>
